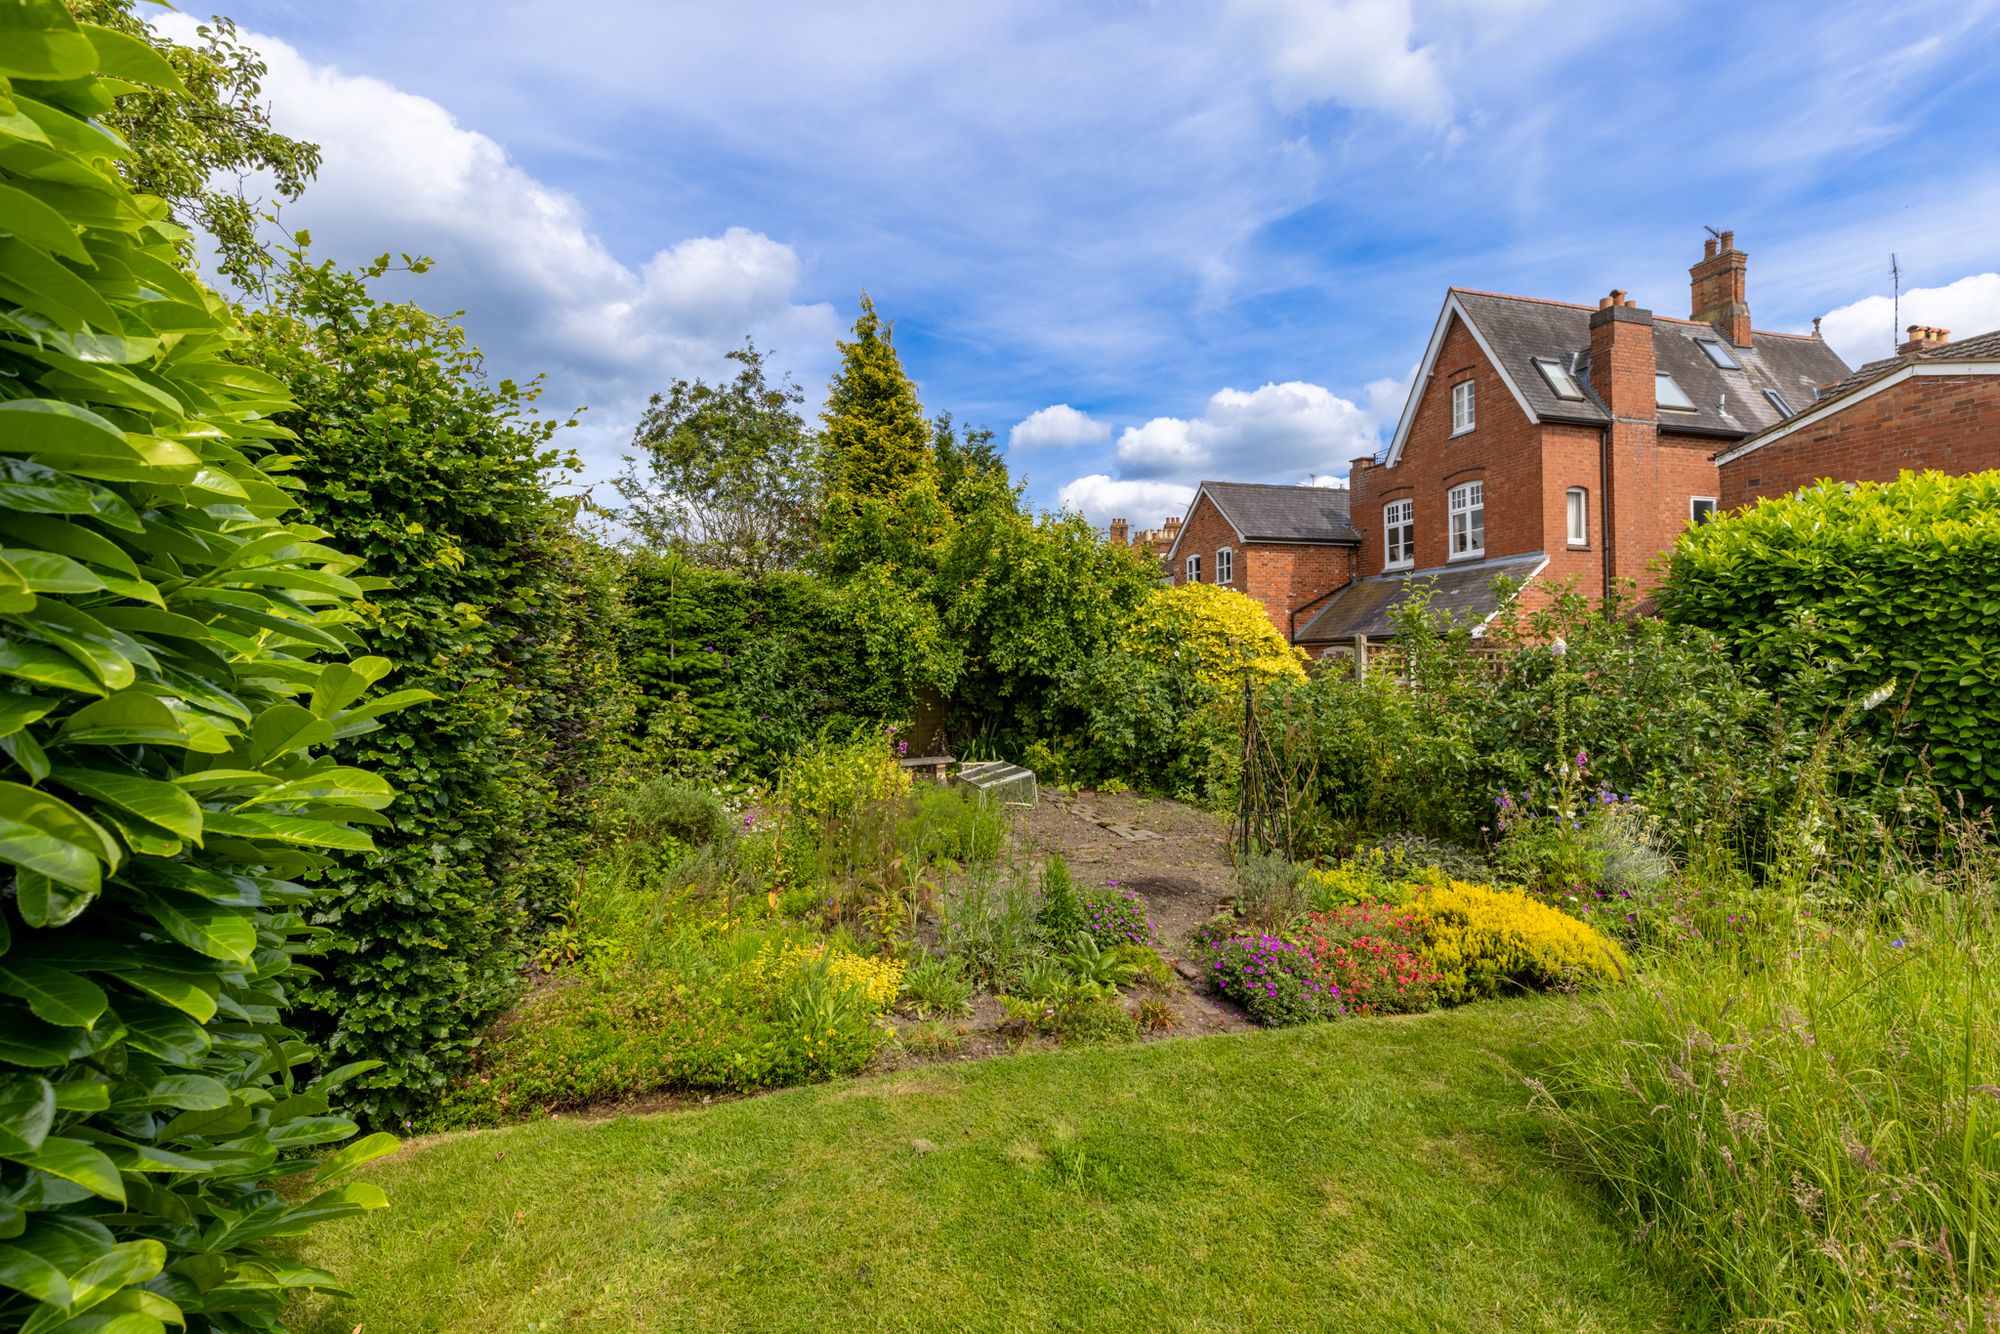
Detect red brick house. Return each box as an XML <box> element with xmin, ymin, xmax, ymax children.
<box><xmin>1298</xmin><ymin>233</ymin><xmax>1851</xmax><ymax>649</ymax></box>
<box><xmin>1161</xmin><ymin>481</ymin><xmax>1360</xmax><ymax>637</ymax></box>
<box><xmin>1716</xmin><ymin>326</ymin><xmax>2000</xmax><ymax>507</ymax></box>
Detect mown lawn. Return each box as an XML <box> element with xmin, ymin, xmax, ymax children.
<box><xmin>292</xmin><ymin>999</ymin><xmax>1682</xmax><ymax>1333</ymax></box>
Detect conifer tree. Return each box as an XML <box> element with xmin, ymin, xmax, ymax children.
<box><xmin>822</xmin><ymin>293</ymin><xmax>935</xmax><ymax>499</ymax></box>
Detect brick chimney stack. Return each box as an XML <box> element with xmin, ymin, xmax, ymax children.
<box><xmin>1588</xmin><ymin>289</ymin><xmax>1657</xmax><ymax>419</ymax></box>
<box><xmin>1689</xmin><ymin>230</ymin><xmax>1752</xmax><ymax>347</ymax></box>
<box><xmin>1898</xmin><ymin>325</ymin><xmax>1951</xmax><ymax>355</ymax></box>
<box><xmin>1109</xmin><ymin>518</ymin><xmax>1130</xmax><ymax>545</ymax></box>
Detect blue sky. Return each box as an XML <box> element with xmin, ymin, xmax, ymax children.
<box><xmin>177</xmin><ymin>0</ymin><xmax>2000</xmax><ymax>527</ymax></box>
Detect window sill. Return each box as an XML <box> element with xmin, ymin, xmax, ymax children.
<box><xmin>1446</xmin><ymin>550</ymin><xmax>1486</xmax><ymax>563</ymax></box>
<box><xmin>1382</xmin><ymin>560</ymin><xmax>1414</xmax><ymax>572</ymax></box>
<box><xmin>1566</xmin><ymin>543</ymin><xmax>1591</xmax><ymax>551</ymax></box>
<box><xmin>1450</xmin><ymin>426</ymin><xmax>1475</xmax><ymax>438</ymax></box>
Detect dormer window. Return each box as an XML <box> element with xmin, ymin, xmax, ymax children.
<box><xmin>1533</xmin><ymin>357</ymin><xmax>1585</xmax><ymax>401</ymax></box>
<box><xmin>1451</xmin><ymin>380</ymin><xmax>1476</xmax><ymax>435</ymax></box>
<box><xmin>1656</xmin><ymin>372</ymin><xmax>1698</xmax><ymax>412</ymax></box>
<box><xmin>1697</xmin><ymin>338</ymin><xmax>1740</xmax><ymax>370</ymax></box>
<box><xmin>1762</xmin><ymin>388</ymin><xmax>1795</xmax><ymax>417</ymax></box>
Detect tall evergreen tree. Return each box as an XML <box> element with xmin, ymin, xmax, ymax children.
<box><xmin>821</xmin><ymin>293</ymin><xmax>935</xmax><ymax>499</ymax></box>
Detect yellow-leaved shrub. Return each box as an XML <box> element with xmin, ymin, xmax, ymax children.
<box><xmin>745</xmin><ymin>940</ymin><xmax>906</xmax><ymax>1011</ymax></box>
<box><xmin>1126</xmin><ymin>580</ymin><xmax>1308</xmax><ymax>689</ymax></box>
<box><xmin>1408</xmin><ymin>881</ymin><xmax>1628</xmax><ymax>1002</ymax></box>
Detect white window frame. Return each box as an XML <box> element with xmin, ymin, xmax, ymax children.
<box><xmin>1185</xmin><ymin>553</ymin><xmax>1201</xmax><ymax>582</ymax></box>
<box><xmin>1761</xmin><ymin>387</ymin><xmax>1794</xmax><ymax>418</ymax></box>
<box><xmin>1215</xmin><ymin>546</ymin><xmax>1233</xmax><ymax>586</ymax></box>
<box><xmin>1448</xmin><ymin>480</ymin><xmax>1484</xmax><ymax>561</ymax></box>
<box><xmin>1383</xmin><ymin>499</ymin><xmax>1414</xmax><ymax>570</ymax></box>
<box><xmin>1697</xmin><ymin>338</ymin><xmax>1740</xmax><ymax>370</ymax></box>
<box><xmin>1690</xmin><ymin>497</ymin><xmax>1717</xmax><ymax>525</ymax></box>
<box><xmin>1566</xmin><ymin>487</ymin><xmax>1588</xmax><ymax>547</ymax></box>
<box><xmin>1450</xmin><ymin>379</ymin><xmax>1476</xmax><ymax>435</ymax></box>
<box><xmin>1656</xmin><ymin>372</ymin><xmax>1698</xmax><ymax>412</ymax></box>
<box><xmin>1533</xmin><ymin>356</ymin><xmax>1585</xmax><ymax>401</ymax></box>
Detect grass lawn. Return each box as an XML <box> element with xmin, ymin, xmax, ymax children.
<box><xmin>292</xmin><ymin>998</ymin><xmax>1683</xmax><ymax>1333</ymax></box>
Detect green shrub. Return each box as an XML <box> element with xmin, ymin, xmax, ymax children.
<box><xmin>1231</xmin><ymin>849</ymin><xmax>1308</xmax><ymax>930</ymax></box>
<box><xmin>897</xmin><ymin>951</ymin><xmax>974</xmax><ymax>1020</ymax></box>
<box><xmin>1662</xmin><ymin>471</ymin><xmax>2000</xmax><ymax>809</ymax></box>
<box><xmin>0</xmin><ymin>16</ymin><xmax>409</xmax><ymax>1324</ymax></box>
<box><xmin>1205</xmin><ymin>935</ymin><xmax>1338</xmax><ymax>1026</ymax></box>
<box><xmin>1034</xmin><ymin>854</ymin><xmax>1087</xmax><ymax>945</ymax></box>
<box><xmin>619</xmin><ymin>776</ymin><xmax>733</xmax><ymax>847</ymax></box>
<box><xmin>1540</xmin><ymin>865</ymin><xmax>2000</xmax><ymax>1330</ymax></box>
<box><xmin>1407</xmin><ymin>881</ymin><xmax>1628</xmax><ymax>1002</ymax></box>
<box><xmin>998</xmin><ymin>993</ymin><xmax>1139</xmax><ymax>1045</ymax></box>
<box><xmin>898</xmin><ymin>782</ymin><xmax>1007</xmax><ymax>866</ymax></box>
<box><xmin>937</xmin><ymin>871</ymin><xmax>1040</xmax><ymax>990</ymax></box>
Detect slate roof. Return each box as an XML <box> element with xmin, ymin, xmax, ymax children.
<box><xmin>1447</xmin><ymin>289</ymin><xmax>1851</xmax><ymax>440</ymax></box>
<box><xmin>1818</xmin><ymin>326</ymin><xmax>2000</xmax><ymax>398</ymax></box>
<box><xmin>1719</xmin><ymin>326</ymin><xmax>2000</xmax><ymax>464</ymax></box>
<box><xmin>1293</xmin><ymin>553</ymin><xmax>1548</xmax><ymax>644</ymax></box>
<box><xmin>1194</xmin><ymin>481</ymin><xmax>1360</xmax><ymax>544</ymax></box>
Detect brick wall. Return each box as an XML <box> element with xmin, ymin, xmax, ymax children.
<box><xmin>1247</xmin><ymin>542</ymin><xmax>1356</xmax><ymax>639</ymax></box>
<box><xmin>1168</xmin><ymin>492</ymin><xmax>1237</xmax><ymax>588</ymax></box>
<box><xmin>1617</xmin><ymin>431</ymin><xmax>1720</xmax><ymax>591</ymax></box>
<box><xmin>1353</xmin><ymin>315</ymin><xmax>1548</xmax><ymax>576</ymax></box>
<box><xmin>1719</xmin><ymin>373</ymin><xmax>2000</xmax><ymax>508</ymax></box>
<box><xmin>1170</xmin><ymin>491</ymin><xmax>1356</xmax><ymax>637</ymax></box>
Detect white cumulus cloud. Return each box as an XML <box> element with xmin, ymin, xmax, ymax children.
<box><xmin>1055</xmin><ymin>476</ymin><xmax>1197</xmax><ymax>529</ymax></box>
<box><xmin>1817</xmin><ymin>272</ymin><xmax>2000</xmax><ymax>369</ymax></box>
<box><xmin>1114</xmin><ymin>381</ymin><xmax>1379</xmax><ymax>482</ymax></box>
<box><xmin>1009</xmin><ymin>404</ymin><xmax>1113</xmax><ymax>451</ymax></box>
<box><xmin>156</xmin><ymin>16</ymin><xmax>840</xmax><ymax>489</ymax></box>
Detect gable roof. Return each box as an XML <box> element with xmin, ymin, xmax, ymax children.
<box><xmin>1165</xmin><ymin>481</ymin><xmax>1358</xmax><ymax>563</ymax></box>
<box><xmin>1381</xmin><ymin>290</ymin><xmax>1851</xmax><ymax>466</ymax></box>
<box><xmin>1293</xmin><ymin>552</ymin><xmax>1548</xmax><ymax>644</ymax></box>
<box><xmin>1717</xmin><ymin>327</ymin><xmax>2000</xmax><ymax>466</ymax></box>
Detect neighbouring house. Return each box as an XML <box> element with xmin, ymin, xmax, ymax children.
<box><xmin>1299</xmin><ymin>231</ymin><xmax>1852</xmax><ymax>652</ymax></box>
<box><xmin>1716</xmin><ymin>325</ymin><xmax>2000</xmax><ymax>507</ymax></box>
<box><xmin>1108</xmin><ymin>514</ymin><xmax>1182</xmax><ymax>570</ymax></box>
<box><xmin>1163</xmin><ymin>480</ymin><xmax>1360</xmax><ymax>637</ymax></box>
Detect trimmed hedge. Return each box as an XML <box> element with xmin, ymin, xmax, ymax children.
<box><xmin>1660</xmin><ymin>471</ymin><xmax>2000</xmax><ymax>807</ymax></box>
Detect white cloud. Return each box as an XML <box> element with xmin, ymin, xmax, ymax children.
<box><xmin>1230</xmin><ymin>0</ymin><xmax>1452</xmax><ymax>125</ymax></box>
<box><xmin>1055</xmin><ymin>475</ymin><xmax>1196</xmax><ymax>529</ymax></box>
<box><xmin>1009</xmin><ymin>404</ymin><xmax>1112</xmax><ymax>450</ymax></box>
<box><xmin>1302</xmin><ymin>473</ymin><xmax>1350</xmax><ymax>489</ymax></box>
<box><xmin>1817</xmin><ymin>273</ymin><xmax>2000</xmax><ymax>369</ymax></box>
<box><xmin>156</xmin><ymin>16</ymin><xmax>840</xmax><ymax>488</ymax></box>
<box><xmin>1114</xmin><ymin>381</ymin><xmax>1380</xmax><ymax>482</ymax></box>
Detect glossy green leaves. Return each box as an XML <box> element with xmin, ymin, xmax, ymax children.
<box><xmin>0</xmin><ymin>11</ymin><xmax>407</xmax><ymax>1331</ymax></box>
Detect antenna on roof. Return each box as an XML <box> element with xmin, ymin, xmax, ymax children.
<box><xmin>1703</xmin><ymin>225</ymin><xmax>1724</xmax><ymax>242</ymax></box>
<box><xmin>1891</xmin><ymin>253</ymin><xmax>1901</xmax><ymax>347</ymax></box>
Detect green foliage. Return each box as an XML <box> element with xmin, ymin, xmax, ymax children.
<box><xmin>617</xmin><ymin>777</ymin><xmax>731</xmax><ymax>849</ymax></box>
<box><xmin>0</xmin><ymin>16</ymin><xmax>406</xmax><ymax>1325</ymax></box>
<box><xmin>1034</xmin><ymin>855</ymin><xmax>1086</xmax><ymax>946</ymax></box>
<box><xmin>1542</xmin><ymin>859</ymin><xmax>2000</xmax><ymax>1330</ymax></box>
<box><xmin>820</xmin><ymin>293</ymin><xmax>934</xmax><ymax>504</ymax></box>
<box><xmin>897</xmin><ymin>951</ymin><xmax>974</xmax><ymax>1020</ymax></box>
<box><xmin>614</xmin><ymin>342</ymin><xmax>819</xmax><ymax>574</ymax></box>
<box><xmin>243</xmin><ymin>249</ymin><xmax>611</xmax><ymax>1122</ymax></box>
<box><xmin>937</xmin><ymin>870</ymin><xmax>1040</xmax><ymax>991</ymax></box>
<box><xmin>617</xmin><ymin>549</ymin><xmax>915</xmax><ymax>776</ymax></box>
<box><xmin>1231</xmin><ymin>849</ymin><xmax>1308</xmax><ymax>931</ymax></box>
<box><xmin>68</xmin><ymin>0</ymin><xmax>321</xmax><ymax>287</ymax></box>
<box><xmin>1661</xmin><ymin>471</ymin><xmax>2000</xmax><ymax>809</ymax></box>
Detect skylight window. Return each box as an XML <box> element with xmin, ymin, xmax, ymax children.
<box><xmin>1762</xmin><ymin>388</ymin><xmax>1795</xmax><ymax>418</ymax></box>
<box><xmin>1697</xmin><ymin>338</ymin><xmax>1740</xmax><ymax>370</ymax></box>
<box><xmin>1533</xmin><ymin>357</ymin><xmax>1585</xmax><ymax>401</ymax></box>
<box><xmin>1655</xmin><ymin>372</ymin><xmax>1697</xmax><ymax>411</ymax></box>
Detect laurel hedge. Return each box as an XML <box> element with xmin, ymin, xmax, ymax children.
<box><xmin>0</xmin><ymin>8</ymin><xmax>408</xmax><ymax>1327</ymax></box>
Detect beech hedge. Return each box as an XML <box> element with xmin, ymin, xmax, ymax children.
<box><xmin>1659</xmin><ymin>471</ymin><xmax>2000</xmax><ymax>809</ymax></box>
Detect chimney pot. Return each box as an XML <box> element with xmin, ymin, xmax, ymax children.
<box><xmin>1719</xmin><ymin>230</ymin><xmax>1734</xmax><ymax>250</ymax></box>
<box><xmin>1623</xmin><ymin>298</ymin><xmax>1636</xmax><ymax>308</ymax></box>
<box><xmin>1703</xmin><ymin>237</ymin><xmax>1718</xmax><ymax>259</ymax></box>
<box><xmin>1611</xmin><ymin>289</ymin><xmax>1627</xmax><ymax>306</ymax></box>
<box><xmin>1898</xmin><ymin>325</ymin><xmax>1951</xmax><ymax>355</ymax></box>
<box><xmin>1599</xmin><ymin>296</ymin><xmax>1612</xmax><ymax>309</ymax></box>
